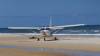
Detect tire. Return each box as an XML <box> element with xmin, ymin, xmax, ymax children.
<box><xmin>54</xmin><ymin>37</ymin><xmax>58</xmax><ymax>40</ymax></box>
<box><xmin>37</xmin><ymin>38</ymin><xmax>40</xmax><ymax>41</ymax></box>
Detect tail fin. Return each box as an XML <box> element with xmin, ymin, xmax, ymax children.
<box><xmin>49</xmin><ymin>16</ymin><xmax>52</xmax><ymax>27</ymax></box>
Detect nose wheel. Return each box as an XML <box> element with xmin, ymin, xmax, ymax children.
<box><xmin>44</xmin><ymin>38</ymin><xmax>46</xmax><ymax>41</ymax></box>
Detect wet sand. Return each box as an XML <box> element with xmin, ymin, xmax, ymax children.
<box><xmin>0</xmin><ymin>48</ymin><xmax>67</xmax><ymax>56</ymax></box>
<box><xmin>0</xmin><ymin>35</ymin><xmax>100</xmax><ymax>52</ymax></box>
<box><xmin>0</xmin><ymin>35</ymin><xmax>100</xmax><ymax>56</ymax></box>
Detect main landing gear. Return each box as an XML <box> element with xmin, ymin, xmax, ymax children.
<box><xmin>36</xmin><ymin>37</ymin><xmax>58</xmax><ymax>41</ymax></box>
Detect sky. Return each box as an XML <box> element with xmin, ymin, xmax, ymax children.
<box><xmin>0</xmin><ymin>0</ymin><xmax>100</xmax><ymax>27</ymax></box>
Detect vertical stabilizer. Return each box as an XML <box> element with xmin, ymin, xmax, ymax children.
<box><xmin>49</xmin><ymin>16</ymin><xmax>52</xmax><ymax>27</ymax></box>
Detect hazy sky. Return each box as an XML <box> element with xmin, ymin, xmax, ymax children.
<box><xmin>0</xmin><ymin>0</ymin><xmax>100</xmax><ymax>27</ymax></box>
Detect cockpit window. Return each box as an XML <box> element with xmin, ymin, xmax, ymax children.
<box><xmin>41</xmin><ymin>28</ymin><xmax>50</xmax><ymax>30</ymax></box>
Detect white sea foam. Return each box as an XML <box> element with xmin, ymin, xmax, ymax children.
<box><xmin>0</xmin><ymin>33</ymin><xmax>100</xmax><ymax>35</ymax></box>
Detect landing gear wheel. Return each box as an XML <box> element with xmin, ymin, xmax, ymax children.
<box><xmin>54</xmin><ymin>37</ymin><xmax>58</xmax><ymax>40</ymax></box>
<box><xmin>29</xmin><ymin>36</ymin><xmax>35</xmax><ymax>39</ymax></box>
<box><xmin>44</xmin><ymin>38</ymin><xmax>46</xmax><ymax>41</ymax></box>
<box><xmin>37</xmin><ymin>38</ymin><xmax>40</xmax><ymax>41</ymax></box>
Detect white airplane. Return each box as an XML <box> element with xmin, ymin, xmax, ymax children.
<box><xmin>8</xmin><ymin>17</ymin><xmax>85</xmax><ymax>41</ymax></box>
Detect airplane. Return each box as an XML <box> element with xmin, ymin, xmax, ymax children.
<box><xmin>8</xmin><ymin>17</ymin><xmax>85</xmax><ymax>41</ymax></box>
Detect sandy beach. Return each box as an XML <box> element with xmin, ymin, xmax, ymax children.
<box><xmin>0</xmin><ymin>35</ymin><xmax>100</xmax><ymax>56</ymax></box>
<box><xmin>0</xmin><ymin>48</ymin><xmax>67</xmax><ymax>56</ymax></box>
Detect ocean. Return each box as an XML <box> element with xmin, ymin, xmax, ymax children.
<box><xmin>0</xmin><ymin>25</ymin><xmax>100</xmax><ymax>34</ymax></box>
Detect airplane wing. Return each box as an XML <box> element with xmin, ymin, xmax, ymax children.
<box><xmin>8</xmin><ymin>24</ymin><xmax>85</xmax><ymax>30</ymax></box>
<box><xmin>8</xmin><ymin>27</ymin><xmax>41</xmax><ymax>30</ymax></box>
<box><xmin>8</xmin><ymin>27</ymin><xmax>41</xmax><ymax>33</ymax></box>
<box><xmin>48</xmin><ymin>24</ymin><xmax>85</xmax><ymax>30</ymax></box>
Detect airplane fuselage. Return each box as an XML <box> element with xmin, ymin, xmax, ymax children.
<box><xmin>40</xmin><ymin>29</ymin><xmax>52</xmax><ymax>37</ymax></box>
